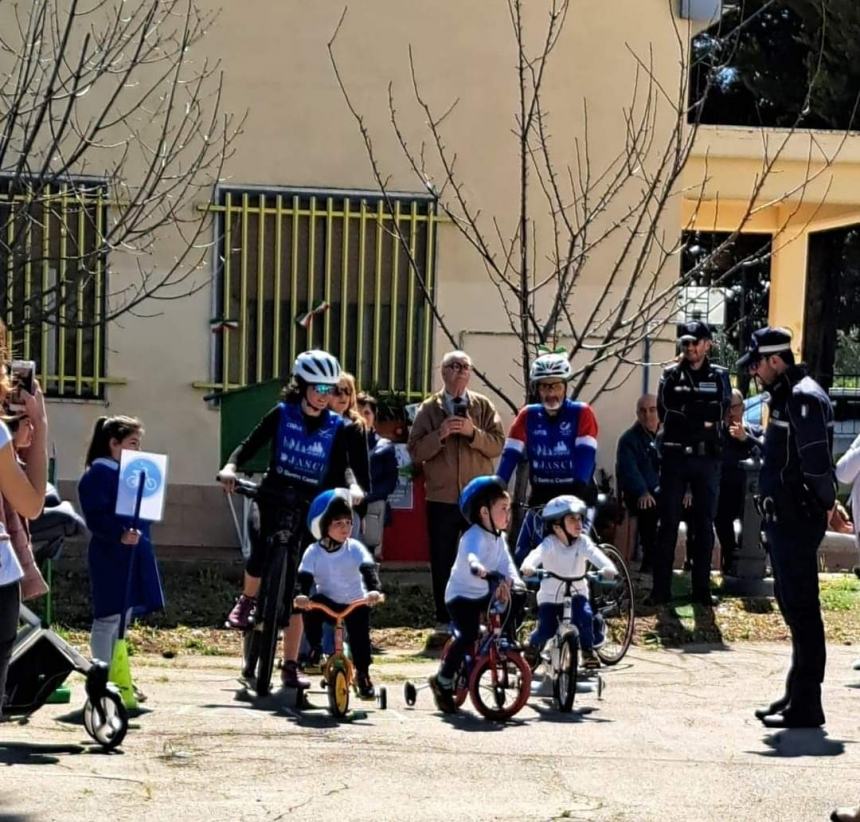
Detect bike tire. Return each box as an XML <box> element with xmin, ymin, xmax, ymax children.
<box><xmin>440</xmin><ymin>636</ymin><xmax>469</xmax><ymax>707</ymax></box>
<box><xmin>241</xmin><ymin>627</ymin><xmax>262</xmax><ymax>685</ymax></box>
<box><xmin>468</xmin><ymin>648</ymin><xmax>532</xmax><ymax>722</ymax></box>
<box><xmin>254</xmin><ymin>536</ymin><xmax>291</xmax><ymax>696</ymax></box>
<box><xmin>594</xmin><ymin>544</ymin><xmax>635</xmax><ymax>666</ymax></box>
<box><xmin>553</xmin><ymin>631</ymin><xmax>579</xmax><ymax>712</ymax></box>
<box><xmin>328</xmin><ymin>668</ymin><xmax>350</xmax><ymax>718</ymax></box>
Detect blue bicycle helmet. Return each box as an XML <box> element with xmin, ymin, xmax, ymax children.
<box><xmin>307</xmin><ymin>488</ymin><xmax>352</xmax><ymax>540</ymax></box>
<box><xmin>459</xmin><ymin>475</ymin><xmax>508</xmax><ymax>526</ymax></box>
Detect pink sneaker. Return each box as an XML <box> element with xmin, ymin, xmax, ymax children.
<box><xmin>225</xmin><ymin>594</ymin><xmax>256</xmax><ymax>629</ymax></box>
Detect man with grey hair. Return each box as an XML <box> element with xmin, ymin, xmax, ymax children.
<box><xmin>616</xmin><ymin>393</ymin><xmax>661</xmax><ymax>572</ymax></box>
<box><xmin>408</xmin><ymin>350</ymin><xmax>505</xmax><ymax>630</ymax></box>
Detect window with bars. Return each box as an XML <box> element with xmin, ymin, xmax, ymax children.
<box><xmin>206</xmin><ymin>187</ymin><xmax>439</xmax><ymax>400</ymax></box>
<box><xmin>0</xmin><ymin>179</ymin><xmax>109</xmax><ymax>399</ymax></box>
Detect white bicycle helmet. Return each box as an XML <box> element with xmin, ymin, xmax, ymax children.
<box><xmin>293</xmin><ymin>349</ymin><xmax>341</xmax><ymax>384</ymax></box>
<box><xmin>529</xmin><ymin>353</ymin><xmax>572</xmax><ymax>384</ymax></box>
<box><xmin>542</xmin><ymin>494</ymin><xmax>588</xmax><ymax>523</ymax></box>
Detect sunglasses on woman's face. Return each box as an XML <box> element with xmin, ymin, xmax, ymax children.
<box><xmin>332</xmin><ymin>386</ymin><xmax>352</xmax><ymax>397</ymax></box>
<box><xmin>313</xmin><ymin>384</ymin><xmax>335</xmax><ymax>395</ymax></box>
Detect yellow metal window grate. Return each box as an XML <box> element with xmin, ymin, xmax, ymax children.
<box><xmin>0</xmin><ymin>180</ymin><xmax>109</xmax><ymax>399</ymax></box>
<box><xmin>203</xmin><ymin>188</ymin><xmax>439</xmax><ymax>400</ymax></box>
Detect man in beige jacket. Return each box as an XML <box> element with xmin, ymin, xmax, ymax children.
<box><xmin>408</xmin><ymin>351</ymin><xmax>505</xmax><ymax>630</ymax></box>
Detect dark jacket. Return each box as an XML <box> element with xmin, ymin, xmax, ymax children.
<box><xmin>78</xmin><ymin>459</ymin><xmax>165</xmax><ymax>620</ymax></box>
<box><xmin>366</xmin><ymin>429</ymin><xmax>399</xmax><ymax>505</ymax></box>
<box><xmin>658</xmin><ymin>358</ymin><xmax>731</xmax><ymax>452</ymax></box>
<box><xmin>721</xmin><ymin>421</ymin><xmax>763</xmax><ymax>477</ymax></box>
<box><xmin>760</xmin><ymin>364</ymin><xmax>836</xmax><ymax>514</ymax></box>
<box><xmin>616</xmin><ymin>422</ymin><xmax>661</xmax><ymax>503</ymax></box>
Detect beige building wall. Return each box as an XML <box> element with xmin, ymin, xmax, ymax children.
<box><xmin>38</xmin><ymin>1</ymin><xmax>695</xmax><ymax>550</ymax></box>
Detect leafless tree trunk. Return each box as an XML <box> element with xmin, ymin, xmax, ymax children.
<box><xmin>329</xmin><ymin>1</ymin><xmax>841</xmax><ymax>413</ymax></box>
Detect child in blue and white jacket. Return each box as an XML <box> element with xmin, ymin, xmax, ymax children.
<box><xmin>295</xmin><ymin>488</ymin><xmax>383</xmax><ymax>699</ymax></box>
<box><xmin>521</xmin><ymin>494</ymin><xmax>616</xmax><ymax>669</ymax></box>
<box><xmin>428</xmin><ymin>475</ymin><xmax>522</xmax><ymax>713</ymax></box>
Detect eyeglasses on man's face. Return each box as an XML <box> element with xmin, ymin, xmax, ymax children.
<box><xmin>444</xmin><ymin>362</ymin><xmax>471</xmax><ymax>373</ymax></box>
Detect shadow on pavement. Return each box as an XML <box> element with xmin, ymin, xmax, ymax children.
<box><xmin>0</xmin><ymin>741</ymin><xmax>85</xmax><ymax>765</ymax></box>
<box><xmin>529</xmin><ymin>703</ymin><xmax>612</xmax><ymax>724</ymax></box>
<box><xmin>754</xmin><ymin>729</ymin><xmax>850</xmax><ymax>758</ymax></box>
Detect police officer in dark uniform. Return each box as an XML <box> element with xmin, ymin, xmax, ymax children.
<box><xmin>738</xmin><ymin>327</ymin><xmax>835</xmax><ymax>728</ymax></box>
<box><xmin>648</xmin><ymin>321</ymin><xmax>731</xmax><ymax>607</ymax></box>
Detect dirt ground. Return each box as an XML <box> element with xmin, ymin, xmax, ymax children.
<box><xmin>1</xmin><ymin>642</ymin><xmax>859</xmax><ymax>822</ymax></box>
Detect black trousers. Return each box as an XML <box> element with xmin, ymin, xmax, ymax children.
<box><xmin>440</xmin><ymin>595</ymin><xmax>490</xmax><ymax>680</ymax></box>
<box><xmin>302</xmin><ymin>594</ymin><xmax>372</xmax><ymax>676</ymax></box>
<box><xmin>426</xmin><ymin>501</ymin><xmax>466</xmax><ymax>623</ymax></box>
<box><xmin>652</xmin><ymin>453</ymin><xmax>720</xmax><ymax>602</ymax></box>
<box><xmin>625</xmin><ymin>494</ymin><xmax>658</xmax><ymax>568</ymax></box>
<box><xmin>765</xmin><ymin>509</ymin><xmax>827</xmax><ymax>713</ymax></box>
<box><xmin>715</xmin><ymin>470</ymin><xmax>745</xmax><ymax>573</ymax></box>
<box><xmin>0</xmin><ymin>581</ymin><xmax>20</xmax><ymax>716</ymax></box>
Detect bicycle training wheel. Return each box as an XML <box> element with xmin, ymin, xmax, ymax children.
<box><xmin>594</xmin><ymin>544</ymin><xmax>635</xmax><ymax>665</ymax></box>
<box><xmin>83</xmin><ymin>690</ymin><xmax>129</xmax><ymax>751</ymax></box>
<box><xmin>255</xmin><ymin>538</ymin><xmax>290</xmax><ymax>696</ymax></box>
<box><xmin>553</xmin><ymin>630</ymin><xmax>579</xmax><ymax>713</ymax></box>
<box><xmin>328</xmin><ymin>668</ymin><xmax>351</xmax><ymax>718</ymax></box>
<box><xmin>468</xmin><ymin>649</ymin><xmax>532</xmax><ymax>721</ymax></box>
<box><xmin>440</xmin><ymin>637</ymin><xmax>469</xmax><ymax>707</ymax></box>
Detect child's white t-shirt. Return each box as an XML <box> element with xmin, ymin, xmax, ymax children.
<box><xmin>0</xmin><ymin>421</ymin><xmax>24</xmax><ymax>587</ymax></box>
<box><xmin>444</xmin><ymin>524</ymin><xmax>522</xmax><ymax>603</ymax></box>
<box><xmin>521</xmin><ymin>533</ymin><xmax>617</xmax><ymax>605</ymax></box>
<box><xmin>298</xmin><ymin>537</ymin><xmax>374</xmax><ymax>604</ymax></box>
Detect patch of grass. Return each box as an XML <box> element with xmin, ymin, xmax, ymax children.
<box><xmin>820</xmin><ymin>577</ymin><xmax>860</xmax><ymax>612</ymax></box>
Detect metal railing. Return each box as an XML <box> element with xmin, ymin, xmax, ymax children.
<box><xmin>198</xmin><ymin>187</ymin><xmax>440</xmax><ymax>400</ymax></box>
<box><xmin>0</xmin><ymin>181</ymin><xmax>113</xmax><ymax>399</ymax></box>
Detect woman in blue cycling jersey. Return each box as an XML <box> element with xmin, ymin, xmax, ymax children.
<box><xmin>217</xmin><ymin>350</ymin><xmax>369</xmax><ymax>688</ymax></box>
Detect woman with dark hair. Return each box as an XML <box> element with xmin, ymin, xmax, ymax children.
<box><xmin>217</xmin><ymin>350</ymin><xmax>369</xmax><ymax>689</ymax></box>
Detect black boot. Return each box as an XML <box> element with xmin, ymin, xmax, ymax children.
<box><xmin>755</xmin><ymin>695</ymin><xmax>789</xmax><ymax>721</ymax></box>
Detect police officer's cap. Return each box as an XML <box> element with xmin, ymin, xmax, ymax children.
<box><xmin>736</xmin><ymin>326</ymin><xmax>793</xmax><ymax>368</ymax></box>
<box><xmin>677</xmin><ymin>320</ymin><xmax>712</xmax><ymax>342</ymax></box>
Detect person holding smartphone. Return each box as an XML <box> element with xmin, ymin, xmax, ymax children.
<box><xmin>217</xmin><ymin>350</ymin><xmax>369</xmax><ymax>689</ymax></box>
<box><xmin>0</xmin><ymin>329</ymin><xmax>48</xmax><ymax>718</ymax></box>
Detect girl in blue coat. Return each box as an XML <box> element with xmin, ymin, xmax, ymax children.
<box><xmin>78</xmin><ymin>416</ymin><xmax>164</xmax><ymax>667</ymax></box>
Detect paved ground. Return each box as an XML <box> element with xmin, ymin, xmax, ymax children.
<box><xmin>1</xmin><ymin>642</ymin><xmax>858</xmax><ymax>822</ymax></box>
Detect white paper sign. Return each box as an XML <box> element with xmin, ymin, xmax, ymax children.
<box><xmin>115</xmin><ymin>450</ymin><xmax>169</xmax><ymax>522</ymax></box>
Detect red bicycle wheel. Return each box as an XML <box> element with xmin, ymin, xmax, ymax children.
<box><xmin>468</xmin><ymin>648</ymin><xmax>532</xmax><ymax>721</ymax></box>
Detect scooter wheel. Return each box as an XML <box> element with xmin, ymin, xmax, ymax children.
<box><xmin>377</xmin><ymin>686</ymin><xmax>388</xmax><ymax>710</ymax></box>
<box><xmin>403</xmin><ymin>681</ymin><xmax>417</xmax><ymax>707</ymax></box>
<box><xmin>83</xmin><ymin>690</ymin><xmax>128</xmax><ymax>751</ymax></box>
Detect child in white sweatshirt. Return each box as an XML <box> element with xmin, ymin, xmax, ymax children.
<box><xmin>521</xmin><ymin>494</ymin><xmax>617</xmax><ymax>669</ymax></box>
<box><xmin>428</xmin><ymin>475</ymin><xmax>522</xmax><ymax>713</ymax></box>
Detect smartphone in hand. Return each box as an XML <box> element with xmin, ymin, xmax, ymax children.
<box><xmin>8</xmin><ymin>360</ymin><xmax>36</xmax><ymax>412</ymax></box>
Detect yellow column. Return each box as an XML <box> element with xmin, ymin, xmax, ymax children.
<box><xmin>768</xmin><ymin>221</ymin><xmax>808</xmax><ymax>357</ymax></box>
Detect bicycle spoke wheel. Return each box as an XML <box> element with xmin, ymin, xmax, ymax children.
<box><xmin>468</xmin><ymin>649</ymin><xmax>531</xmax><ymax>721</ymax></box>
<box><xmin>255</xmin><ymin>539</ymin><xmax>290</xmax><ymax>696</ymax></box>
<box><xmin>553</xmin><ymin>631</ymin><xmax>578</xmax><ymax>712</ymax></box>
<box><xmin>594</xmin><ymin>544</ymin><xmax>635</xmax><ymax>665</ymax></box>
<box><xmin>328</xmin><ymin>668</ymin><xmax>350</xmax><ymax>718</ymax></box>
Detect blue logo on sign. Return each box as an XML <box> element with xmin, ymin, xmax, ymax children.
<box><xmin>121</xmin><ymin>458</ymin><xmax>162</xmax><ymax>498</ymax></box>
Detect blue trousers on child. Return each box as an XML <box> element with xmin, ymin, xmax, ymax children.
<box><xmin>529</xmin><ymin>596</ymin><xmax>595</xmax><ymax>650</ymax></box>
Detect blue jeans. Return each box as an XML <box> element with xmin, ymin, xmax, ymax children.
<box><xmin>529</xmin><ymin>596</ymin><xmax>595</xmax><ymax>651</ymax></box>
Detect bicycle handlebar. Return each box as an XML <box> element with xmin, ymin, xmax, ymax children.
<box><xmin>531</xmin><ymin>568</ymin><xmax>590</xmax><ymax>584</ymax></box>
<box><xmin>293</xmin><ymin>595</ymin><xmax>385</xmax><ymax>621</ymax></box>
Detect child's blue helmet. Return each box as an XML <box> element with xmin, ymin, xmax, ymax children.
<box><xmin>459</xmin><ymin>475</ymin><xmax>507</xmax><ymax>526</ymax></box>
<box><xmin>307</xmin><ymin>488</ymin><xmax>352</xmax><ymax>540</ymax></box>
